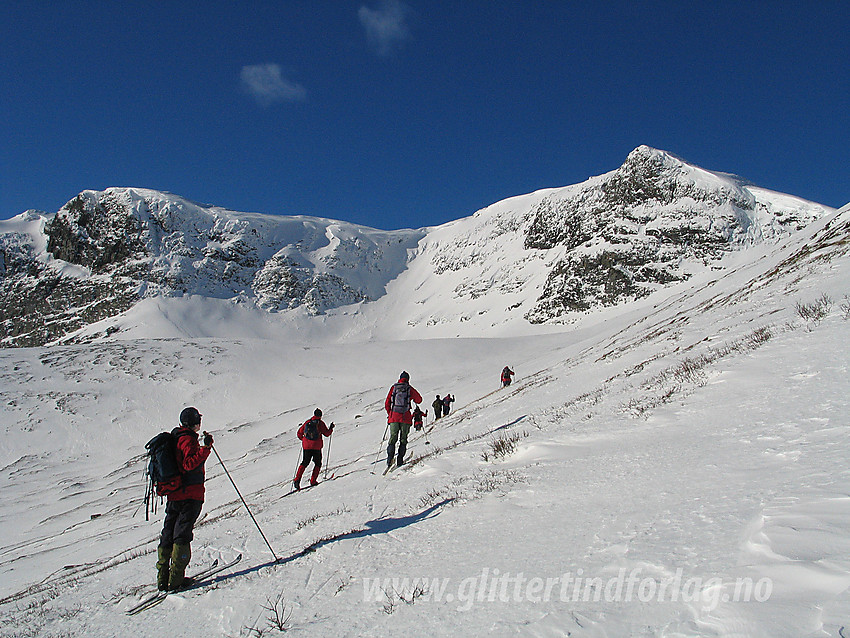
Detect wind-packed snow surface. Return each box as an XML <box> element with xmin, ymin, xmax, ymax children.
<box><xmin>1</xmin><ymin>201</ymin><xmax>849</xmax><ymax>636</ymax></box>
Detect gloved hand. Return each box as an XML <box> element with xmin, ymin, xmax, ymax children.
<box><xmin>203</xmin><ymin>432</ymin><xmax>214</xmax><ymax>447</ymax></box>
<box><xmin>329</xmin><ymin>422</ymin><xmax>335</xmax><ymax>432</ymax></box>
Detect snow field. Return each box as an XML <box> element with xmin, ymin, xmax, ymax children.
<box><xmin>1</xmin><ymin>207</ymin><xmax>849</xmax><ymax>636</ymax></box>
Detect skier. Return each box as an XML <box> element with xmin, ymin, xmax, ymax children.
<box><xmin>431</xmin><ymin>394</ymin><xmax>443</xmax><ymax>420</ymax></box>
<box><xmin>413</xmin><ymin>405</ymin><xmax>427</xmax><ymax>431</ymax></box>
<box><xmin>156</xmin><ymin>407</ymin><xmax>213</xmax><ymax>592</ymax></box>
<box><xmin>442</xmin><ymin>393</ymin><xmax>455</xmax><ymax>416</ymax></box>
<box><xmin>294</xmin><ymin>408</ymin><xmax>334</xmax><ymax>490</ymax></box>
<box><xmin>501</xmin><ymin>366</ymin><xmax>515</xmax><ymax>387</ymax></box>
<box><xmin>385</xmin><ymin>371</ymin><xmax>423</xmax><ymax>467</ymax></box>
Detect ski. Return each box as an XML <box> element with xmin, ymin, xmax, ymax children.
<box><xmin>125</xmin><ymin>559</ymin><xmax>219</xmax><ymax>615</ymax></box>
<box><xmin>283</xmin><ymin>471</ymin><xmax>337</xmax><ymax>497</ymax></box>
<box><xmin>383</xmin><ymin>455</ymin><xmax>411</xmax><ymax>476</ymax></box>
<box><xmin>126</xmin><ymin>554</ymin><xmax>241</xmax><ymax>615</ymax></box>
<box><xmin>282</xmin><ymin>480</ymin><xmax>322</xmax><ymax>498</ymax></box>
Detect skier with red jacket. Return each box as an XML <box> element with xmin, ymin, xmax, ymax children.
<box><xmin>385</xmin><ymin>371</ymin><xmax>423</xmax><ymax>468</ymax></box>
<box><xmin>412</xmin><ymin>405</ymin><xmax>427</xmax><ymax>431</ymax></box>
<box><xmin>442</xmin><ymin>393</ymin><xmax>455</xmax><ymax>416</ymax></box>
<box><xmin>156</xmin><ymin>407</ymin><xmax>213</xmax><ymax>592</ymax></box>
<box><xmin>294</xmin><ymin>408</ymin><xmax>334</xmax><ymax>490</ymax></box>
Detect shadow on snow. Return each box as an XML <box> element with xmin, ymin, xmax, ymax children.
<box><xmin>209</xmin><ymin>498</ymin><xmax>454</xmax><ymax>585</ymax></box>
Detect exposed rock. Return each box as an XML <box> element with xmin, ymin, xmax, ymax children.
<box><xmin>0</xmin><ymin>148</ymin><xmax>832</xmax><ymax>346</ymax></box>
<box><xmin>0</xmin><ymin>188</ymin><xmax>422</xmax><ymax>345</ymax></box>
<box><xmin>521</xmin><ymin>146</ymin><xmax>826</xmax><ymax>321</ymax></box>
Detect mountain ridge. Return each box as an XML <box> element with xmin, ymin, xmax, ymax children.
<box><xmin>0</xmin><ymin>147</ymin><xmax>834</xmax><ymax>347</ymax></box>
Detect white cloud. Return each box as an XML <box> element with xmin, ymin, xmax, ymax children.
<box><xmin>240</xmin><ymin>64</ymin><xmax>307</xmax><ymax>107</ymax></box>
<box><xmin>358</xmin><ymin>0</ymin><xmax>410</xmax><ymax>56</ymax></box>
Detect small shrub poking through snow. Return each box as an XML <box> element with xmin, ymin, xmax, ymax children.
<box><xmin>622</xmin><ymin>324</ymin><xmax>778</xmax><ymax>418</ymax></box>
<box><xmin>840</xmin><ymin>295</ymin><xmax>850</xmax><ymax>321</ymax></box>
<box><xmin>795</xmin><ymin>293</ymin><xmax>832</xmax><ymax>322</ymax></box>
<box><xmin>481</xmin><ymin>431</ymin><xmax>528</xmax><ymax>462</ymax></box>
<box><xmin>474</xmin><ymin>469</ymin><xmax>526</xmax><ymax>494</ymax></box>
<box><xmin>243</xmin><ymin>592</ymin><xmax>292</xmax><ymax>636</ymax></box>
<box><xmin>263</xmin><ymin>593</ymin><xmax>292</xmax><ymax>633</ymax></box>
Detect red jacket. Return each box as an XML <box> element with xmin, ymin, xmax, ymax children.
<box><xmin>297</xmin><ymin>418</ymin><xmax>333</xmax><ymax>450</ymax></box>
<box><xmin>385</xmin><ymin>380</ymin><xmax>423</xmax><ymax>425</ymax></box>
<box><xmin>169</xmin><ymin>427</ymin><xmax>211</xmax><ymax>502</ymax></box>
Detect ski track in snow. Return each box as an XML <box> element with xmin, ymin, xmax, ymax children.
<box><xmin>1</xmin><ymin>208</ymin><xmax>850</xmax><ymax>637</ymax></box>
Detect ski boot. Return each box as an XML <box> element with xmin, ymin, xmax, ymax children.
<box><xmin>168</xmin><ymin>543</ymin><xmax>192</xmax><ymax>591</ymax></box>
<box><xmin>156</xmin><ymin>544</ymin><xmax>172</xmax><ymax>591</ymax></box>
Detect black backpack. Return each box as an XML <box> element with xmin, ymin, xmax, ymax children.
<box><xmin>143</xmin><ymin>432</ymin><xmax>183</xmax><ymax>520</ymax></box>
<box><xmin>304</xmin><ymin>417</ymin><xmax>321</xmax><ymax>441</ymax></box>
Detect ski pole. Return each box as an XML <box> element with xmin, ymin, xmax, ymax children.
<box><xmin>323</xmin><ymin>426</ymin><xmax>333</xmax><ymax>480</ymax></box>
<box><xmin>293</xmin><ymin>446</ymin><xmax>304</xmax><ymax>481</ymax></box>
<box><xmin>371</xmin><ymin>423</ymin><xmax>389</xmax><ymax>472</ymax></box>
<box><xmin>424</xmin><ymin>413</ymin><xmax>430</xmax><ymax>446</ymax></box>
<box><xmin>209</xmin><ymin>441</ymin><xmax>280</xmax><ymax>562</ymax></box>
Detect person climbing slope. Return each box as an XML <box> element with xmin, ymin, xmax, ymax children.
<box><xmin>294</xmin><ymin>408</ymin><xmax>334</xmax><ymax>490</ymax></box>
<box><xmin>442</xmin><ymin>393</ymin><xmax>455</xmax><ymax>416</ymax></box>
<box><xmin>413</xmin><ymin>405</ymin><xmax>427</xmax><ymax>431</ymax></box>
<box><xmin>385</xmin><ymin>371</ymin><xmax>422</xmax><ymax>468</ymax></box>
<box><xmin>432</xmin><ymin>394</ymin><xmax>443</xmax><ymax>420</ymax></box>
<box><xmin>156</xmin><ymin>407</ymin><xmax>213</xmax><ymax>592</ymax></box>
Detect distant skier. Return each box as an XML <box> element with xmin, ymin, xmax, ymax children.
<box><xmin>385</xmin><ymin>371</ymin><xmax>423</xmax><ymax>467</ymax></box>
<box><xmin>442</xmin><ymin>394</ymin><xmax>455</xmax><ymax>416</ymax></box>
<box><xmin>157</xmin><ymin>407</ymin><xmax>213</xmax><ymax>592</ymax></box>
<box><xmin>294</xmin><ymin>408</ymin><xmax>334</xmax><ymax>490</ymax></box>
<box><xmin>432</xmin><ymin>395</ymin><xmax>443</xmax><ymax>420</ymax></box>
<box><xmin>413</xmin><ymin>405</ymin><xmax>427</xmax><ymax>431</ymax></box>
<box><xmin>501</xmin><ymin>366</ymin><xmax>515</xmax><ymax>387</ymax></box>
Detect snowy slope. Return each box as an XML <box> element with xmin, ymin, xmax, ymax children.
<box><xmin>1</xmin><ymin>199</ymin><xmax>848</xmax><ymax>637</ymax></box>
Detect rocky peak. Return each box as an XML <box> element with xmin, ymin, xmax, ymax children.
<box><xmin>603</xmin><ymin>145</ymin><xmax>685</xmax><ymax>206</ymax></box>
<box><xmin>519</xmin><ymin>146</ymin><xmax>828</xmax><ymax>321</ymax></box>
<box><xmin>46</xmin><ymin>191</ymin><xmax>145</xmax><ymax>273</ymax></box>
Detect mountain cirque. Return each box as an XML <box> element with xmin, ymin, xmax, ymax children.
<box><xmin>0</xmin><ymin>147</ymin><xmax>832</xmax><ymax>347</ymax></box>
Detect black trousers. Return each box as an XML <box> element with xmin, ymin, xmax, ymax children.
<box><xmin>300</xmin><ymin>449</ymin><xmax>322</xmax><ymax>467</ymax></box>
<box><xmin>160</xmin><ymin>499</ymin><xmax>203</xmax><ymax>547</ymax></box>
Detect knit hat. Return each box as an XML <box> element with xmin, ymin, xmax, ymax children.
<box><xmin>179</xmin><ymin>407</ymin><xmax>202</xmax><ymax>427</ymax></box>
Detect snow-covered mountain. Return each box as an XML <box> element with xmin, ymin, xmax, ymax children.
<box><xmin>1</xmin><ymin>150</ymin><xmax>848</xmax><ymax>637</ymax></box>
<box><xmin>0</xmin><ymin>188</ymin><xmax>425</xmax><ymax>346</ymax></box>
<box><xmin>0</xmin><ymin>147</ymin><xmax>832</xmax><ymax>347</ymax></box>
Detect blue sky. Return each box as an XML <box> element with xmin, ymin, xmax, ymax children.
<box><xmin>2</xmin><ymin>1</ymin><xmax>848</xmax><ymax>229</ymax></box>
